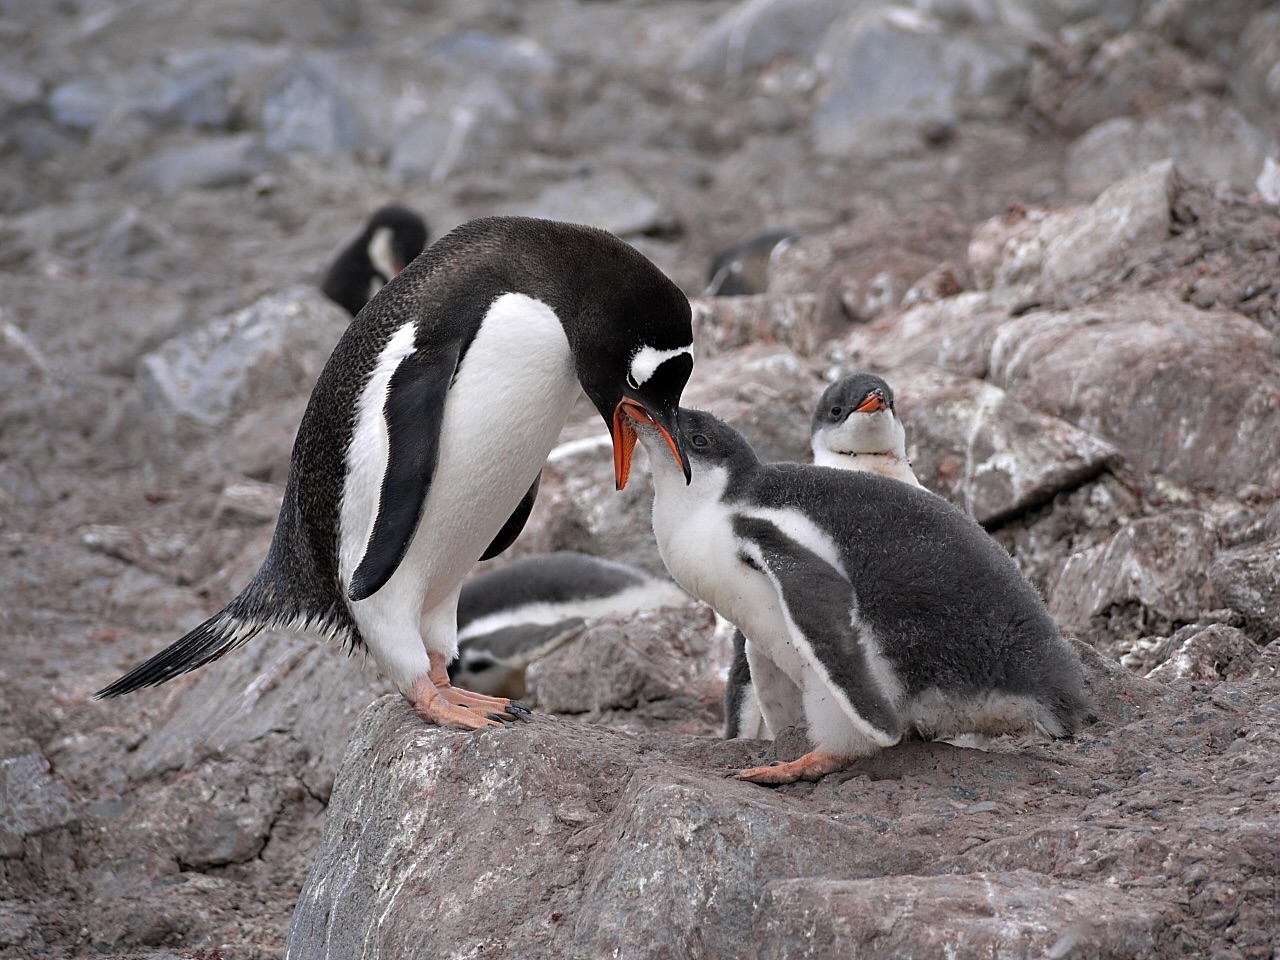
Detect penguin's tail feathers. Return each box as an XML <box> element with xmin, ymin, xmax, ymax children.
<box><xmin>95</xmin><ymin>598</ymin><xmax>268</xmax><ymax>699</ymax></box>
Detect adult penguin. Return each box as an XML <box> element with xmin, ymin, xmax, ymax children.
<box><xmin>321</xmin><ymin>205</ymin><xmax>429</xmax><ymax>317</ymax></box>
<box><xmin>98</xmin><ymin>217</ymin><xmax>694</xmax><ymax>730</ymax></box>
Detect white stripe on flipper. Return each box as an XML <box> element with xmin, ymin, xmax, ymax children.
<box><xmin>627</xmin><ymin>343</ymin><xmax>692</xmax><ymax>389</ymax></box>
<box><xmin>742</xmin><ymin>505</ymin><xmax>847</xmax><ymax>577</ymax></box>
<box><xmin>737</xmin><ymin>537</ymin><xmax>899</xmax><ymax>748</ymax></box>
<box><xmin>338</xmin><ymin>320</ymin><xmax>419</xmax><ymax>590</ymax></box>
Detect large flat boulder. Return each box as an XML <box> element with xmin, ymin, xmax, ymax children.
<box><xmin>987</xmin><ymin>294</ymin><xmax>1280</xmax><ymax>495</ymax></box>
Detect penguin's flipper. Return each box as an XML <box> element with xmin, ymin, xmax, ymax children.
<box><xmin>479</xmin><ymin>471</ymin><xmax>541</xmax><ymax>562</ymax></box>
<box><xmin>732</xmin><ymin>515</ymin><xmax>902</xmax><ymax>747</ymax></box>
<box><xmin>349</xmin><ymin>342</ymin><xmax>463</xmax><ymax>602</ymax></box>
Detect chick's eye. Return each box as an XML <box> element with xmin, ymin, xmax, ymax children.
<box><xmin>829</xmin><ymin>406</ymin><xmax>842</xmax><ymax>419</ymax></box>
<box><xmin>691</xmin><ymin>434</ymin><xmax>708</xmax><ymax>448</ymax></box>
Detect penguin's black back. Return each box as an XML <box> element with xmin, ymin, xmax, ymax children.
<box><xmin>457</xmin><ymin>552</ymin><xmax>649</xmax><ymax>629</ymax></box>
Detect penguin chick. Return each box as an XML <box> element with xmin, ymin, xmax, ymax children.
<box><xmin>98</xmin><ymin>217</ymin><xmax>695</xmax><ymax>732</ymax></box>
<box><xmin>321</xmin><ymin>205</ymin><xmax>429</xmax><ymax>317</ymax></box>
<box><xmin>726</xmin><ymin>371</ymin><xmax>920</xmax><ymax>740</ymax></box>
<box><xmin>450</xmin><ymin>552</ymin><xmax>688</xmax><ymax>698</ymax></box>
<box><xmin>703</xmin><ymin>229</ymin><xmax>797</xmax><ymax>297</ymax></box>
<box><xmin>631</xmin><ymin>406</ymin><xmax>1091</xmax><ymax>784</ymax></box>
<box><xmin>810</xmin><ymin>372</ymin><xmax>920</xmax><ymax>486</ymax></box>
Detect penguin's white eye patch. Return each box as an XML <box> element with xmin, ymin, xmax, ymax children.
<box><xmin>628</xmin><ymin>343</ymin><xmax>693</xmax><ymax>390</ymax></box>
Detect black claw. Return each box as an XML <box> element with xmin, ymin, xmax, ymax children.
<box><xmin>506</xmin><ymin>700</ymin><xmax>533</xmax><ymax>717</ymax></box>
<box><xmin>486</xmin><ymin>713</ymin><xmax>511</xmax><ymax>725</ymax></box>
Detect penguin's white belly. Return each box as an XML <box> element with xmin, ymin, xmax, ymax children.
<box><xmin>403</xmin><ymin>296</ymin><xmax>580</xmax><ymax>609</ymax></box>
<box><xmin>339</xmin><ymin>294</ymin><xmax>579</xmax><ymax>683</ymax></box>
<box><xmin>650</xmin><ymin>469</ymin><xmax>806</xmax><ymax>685</ymax></box>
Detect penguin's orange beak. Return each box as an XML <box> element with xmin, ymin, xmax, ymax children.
<box><xmin>613</xmin><ymin>398</ymin><xmax>686</xmax><ymax>490</ymax></box>
<box><xmin>854</xmin><ymin>390</ymin><xmax>888</xmax><ymax>413</ymax></box>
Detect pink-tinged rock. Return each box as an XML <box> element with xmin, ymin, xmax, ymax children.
<box><xmin>768</xmin><ymin>201</ymin><xmax>966</xmax><ymax>322</ymax></box>
<box><xmin>968</xmin><ymin>202</ymin><xmax>1082</xmax><ymax>291</ymax></box>
<box><xmin>890</xmin><ymin>364</ymin><xmax>1120</xmax><ymax>526</ymax></box>
<box><xmin>690</xmin><ymin>292</ymin><xmax>842</xmax><ymax>358</ymax></box>
<box><xmin>1146</xmin><ymin>624</ymin><xmax>1261</xmax><ymax>682</ymax></box>
<box><xmin>987</xmin><ymin>294</ymin><xmax>1280</xmax><ymax>495</ymax></box>
<box><xmin>848</xmin><ymin>291</ymin><xmax>1009</xmax><ymax>379</ymax></box>
<box><xmin>1210</xmin><ymin>536</ymin><xmax>1280</xmax><ymax>640</ymax></box>
<box><xmin>755</xmin><ymin>871</ymin><xmax>1160</xmax><ymax>960</ymax></box>
<box><xmin>1049</xmin><ymin>511</ymin><xmax>1219</xmax><ymax>633</ymax></box>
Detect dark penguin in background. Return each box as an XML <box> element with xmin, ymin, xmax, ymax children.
<box><xmin>726</xmin><ymin>371</ymin><xmax>922</xmax><ymax>740</ymax></box>
<box><xmin>98</xmin><ymin>217</ymin><xmax>695</xmax><ymax>730</ymax></box>
<box><xmin>630</xmin><ymin>407</ymin><xmax>1090</xmax><ymax>783</ymax></box>
<box><xmin>703</xmin><ymin>229</ymin><xmax>797</xmax><ymax>297</ymax></box>
<box><xmin>322</xmin><ymin>205</ymin><xmax>429</xmax><ymax>317</ymax></box>
<box><xmin>450</xmin><ymin>552</ymin><xmax>688</xmax><ymax>698</ymax></box>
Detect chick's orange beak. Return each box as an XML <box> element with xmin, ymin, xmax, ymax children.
<box><xmin>612</xmin><ymin>398</ymin><xmax>686</xmax><ymax>490</ymax></box>
<box><xmin>854</xmin><ymin>390</ymin><xmax>888</xmax><ymax>413</ymax></box>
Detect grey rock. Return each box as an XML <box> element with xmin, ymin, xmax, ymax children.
<box><xmin>138</xmin><ymin>57</ymin><xmax>234</xmax><ymax>131</ymax></box>
<box><xmin>680</xmin><ymin>0</ymin><xmax>851</xmax><ymax>79</ymax></box>
<box><xmin>1049</xmin><ymin>510</ymin><xmax>1219</xmax><ymax>634</ymax></box>
<box><xmin>813</xmin><ymin>7</ymin><xmax>1028</xmax><ymax>159</ymax></box>
<box><xmin>1147</xmin><ymin>0</ymin><xmax>1266</xmax><ymax>61</ymax></box>
<box><xmin>1041</xmin><ymin>159</ymin><xmax>1176</xmax><ymax>290</ymax></box>
<box><xmin>262</xmin><ymin>64</ymin><xmax>363</xmax><ymax>156</ymax></box>
<box><xmin>988</xmin><ymin>294</ymin><xmax>1280</xmax><ymax>495</ymax></box>
<box><xmin>136</xmin><ymin>286</ymin><xmax>348</xmax><ymax>430</ymax></box>
<box><xmin>131</xmin><ymin>133</ymin><xmax>264</xmax><ymax>196</ymax></box>
<box><xmin>967</xmin><ymin>203</ymin><xmax>1082</xmax><ymax>292</ymax></box>
<box><xmin>389</xmin><ymin>79</ymin><xmax>518</xmax><ymax>183</ymax></box>
<box><xmin>0</xmin><ymin>68</ymin><xmax>40</xmax><ymax>111</ymax></box>
<box><xmin>755</xmin><ymin>871</ymin><xmax>1159</xmax><ymax>959</ymax></box>
<box><xmin>129</xmin><ymin>628</ymin><xmax>391</xmax><ymax>802</ymax></box>
<box><xmin>0</xmin><ymin>900</ymin><xmax>40</xmax><ymax>949</ymax></box>
<box><xmin>516</xmin><ymin>171</ymin><xmax>670</xmax><ymax>237</ymax></box>
<box><xmin>525</xmin><ymin>602</ymin><xmax>717</xmax><ymax>718</ymax></box>
<box><xmin>0</xmin><ymin>739</ymin><xmax>79</xmax><ymax>859</ymax></box>
<box><xmin>92</xmin><ymin>206</ymin><xmax>174</xmax><ymax>263</ymax></box>
<box><xmin>890</xmin><ymin>364</ymin><xmax>1121</xmax><ymax>526</ymax></box>
<box><xmin>1066</xmin><ymin>100</ymin><xmax>1275</xmax><ymax>198</ymax></box>
<box><xmin>690</xmin><ymin>293</ymin><xmax>843</xmax><ymax>358</ymax></box>
<box><xmin>850</xmin><ymin>291</ymin><xmax>1007</xmax><ymax>378</ymax></box>
<box><xmin>1232</xmin><ymin>9</ymin><xmax>1280</xmax><ymax>120</ymax></box>
<box><xmin>1146</xmin><ymin>624</ymin><xmax>1261</xmax><ymax>682</ymax></box>
<box><xmin>767</xmin><ymin>202</ymin><xmax>968</xmax><ymax>321</ymax></box>
<box><xmin>48</xmin><ymin>77</ymin><xmax>116</xmax><ymax>131</ymax></box>
<box><xmin>1210</xmin><ymin>537</ymin><xmax>1280</xmax><ymax>641</ymax></box>
<box><xmin>995</xmin><ymin>0</ymin><xmax>1142</xmax><ymax>32</ymax></box>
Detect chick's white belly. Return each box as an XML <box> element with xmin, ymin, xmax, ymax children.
<box><xmin>652</xmin><ymin>498</ymin><xmax>805</xmax><ymax>686</ymax></box>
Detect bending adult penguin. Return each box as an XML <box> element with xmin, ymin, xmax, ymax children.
<box><xmin>98</xmin><ymin>217</ymin><xmax>695</xmax><ymax>731</ymax></box>
<box><xmin>725</xmin><ymin>371</ymin><xmax>921</xmax><ymax>739</ymax></box>
<box><xmin>450</xmin><ymin>552</ymin><xmax>688</xmax><ymax>698</ymax></box>
<box><xmin>631</xmin><ymin>406</ymin><xmax>1090</xmax><ymax>784</ymax></box>
<box><xmin>321</xmin><ymin>205</ymin><xmax>429</xmax><ymax>317</ymax></box>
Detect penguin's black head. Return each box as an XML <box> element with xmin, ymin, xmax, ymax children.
<box><xmin>812</xmin><ymin>373</ymin><xmax>896</xmax><ymax>432</ymax></box>
<box><xmin>568</xmin><ymin>235</ymin><xmax>695</xmax><ymax>491</ymax></box>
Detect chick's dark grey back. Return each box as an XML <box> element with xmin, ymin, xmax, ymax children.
<box><xmin>743</xmin><ymin>465</ymin><xmax>1076</xmax><ymax>702</ymax></box>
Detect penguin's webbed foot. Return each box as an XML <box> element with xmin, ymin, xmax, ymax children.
<box><xmin>736</xmin><ymin>749</ymin><xmax>848</xmax><ymax>785</ymax></box>
<box><xmin>426</xmin><ymin>653</ymin><xmax>531</xmax><ymax>722</ymax></box>
<box><xmin>407</xmin><ymin>677</ymin><xmax>506</xmax><ymax>730</ymax></box>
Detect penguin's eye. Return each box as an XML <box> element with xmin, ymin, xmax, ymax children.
<box><xmin>829</xmin><ymin>406</ymin><xmax>842</xmax><ymax>419</ymax></box>
<box><xmin>691</xmin><ymin>434</ymin><xmax>708</xmax><ymax>448</ymax></box>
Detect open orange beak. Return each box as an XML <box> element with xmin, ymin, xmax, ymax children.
<box><xmin>854</xmin><ymin>390</ymin><xmax>888</xmax><ymax>414</ymax></box>
<box><xmin>612</xmin><ymin>397</ymin><xmax>687</xmax><ymax>490</ymax></box>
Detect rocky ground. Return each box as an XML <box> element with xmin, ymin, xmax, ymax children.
<box><xmin>1</xmin><ymin>0</ymin><xmax>1279</xmax><ymax>957</ymax></box>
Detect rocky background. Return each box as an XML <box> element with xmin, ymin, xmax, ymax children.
<box><xmin>2</xmin><ymin>0</ymin><xmax>1279</xmax><ymax>957</ymax></box>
